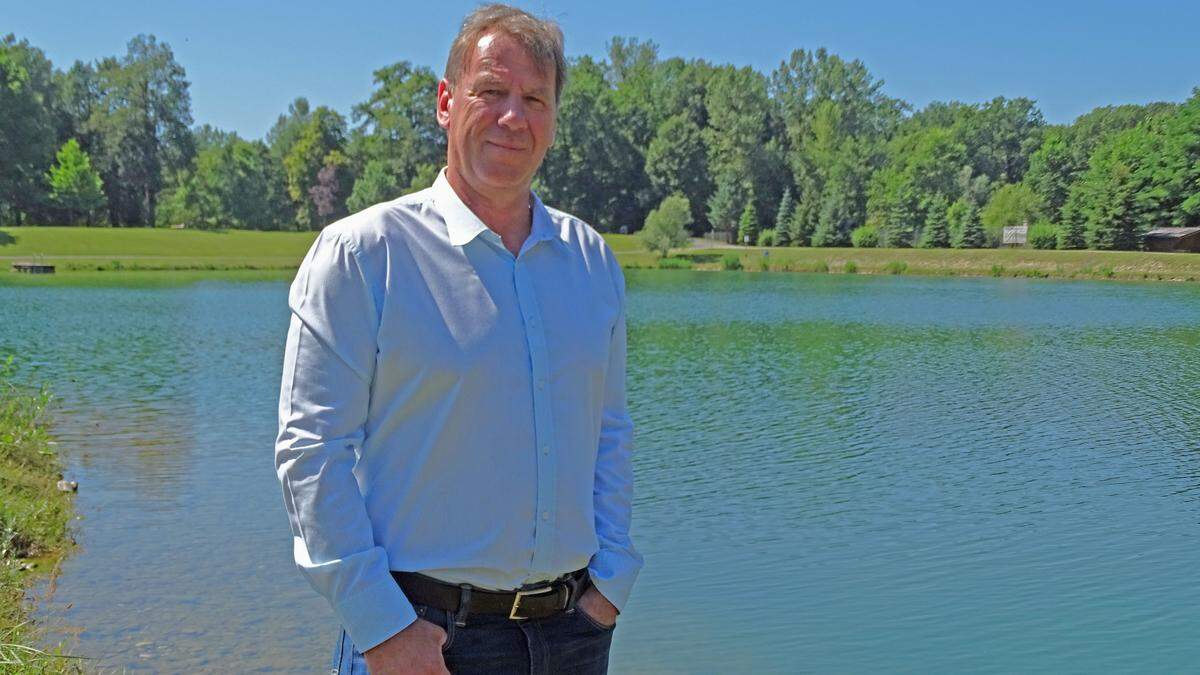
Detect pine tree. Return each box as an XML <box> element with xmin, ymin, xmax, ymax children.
<box><xmin>918</xmin><ymin>195</ymin><xmax>950</xmax><ymax>248</ymax></box>
<box><xmin>949</xmin><ymin>198</ymin><xmax>985</xmax><ymax>248</ymax></box>
<box><xmin>737</xmin><ymin>197</ymin><xmax>759</xmax><ymax>245</ymax></box>
<box><xmin>706</xmin><ymin>172</ymin><xmax>745</xmax><ymax>233</ymax></box>
<box><xmin>774</xmin><ymin>188</ymin><xmax>795</xmax><ymax>246</ymax></box>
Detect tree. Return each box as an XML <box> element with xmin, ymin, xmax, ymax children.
<box><xmin>348</xmin><ymin>62</ymin><xmax>444</xmax><ymax>190</ymax></box>
<box><xmin>918</xmin><ymin>194</ymin><xmax>950</xmax><ymax>248</ymax></box>
<box><xmin>704</xmin><ymin>65</ymin><xmax>788</xmax><ymax>226</ymax></box>
<box><xmin>774</xmin><ymin>188</ymin><xmax>796</xmax><ymax>246</ymax></box>
<box><xmin>949</xmin><ymin>197</ymin><xmax>985</xmax><ymax>248</ymax></box>
<box><xmin>157</xmin><ymin>136</ymin><xmax>285</xmax><ymax>229</ymax></box>
<box><xmin>347</xmin><ymin>159</ymin><xmax>399</xmax><ymax>214</ymax></box>
<box><xmin>737</xmin><ymin>197</ymin><xmax>759</xmax><ymax>245</ymax></box>
<box><xmin>46</xmin><ymin>139</ymin><xmax>106</xmax><ymax>224</ymax></box>
<box><xmin>309</xmin><ymin>161</ymin><xmax>350</xmax><ymax>226</ymax></box>
<box><xmin>645</xmin><ymin>113</ymin><xmax>711</xmax><ymax>232</ymax></box>
<box><xmin>0</xmin><ymin>35</ymin><xmax>59</xmax><ymax>224</ymax></box>
<box><xmin>405</xmin><ymin>163</ymin><xmax>440</xmax><ymax>195</ymax></box>
<box><xmin>537</xmin><ymin>56</ymin><xmax>645</xmax><ymax>231</ymax></box>
<box><xmin>1025</xmin><ymin>103</ymin><xmax>1174</xmax><ymax>224</ymax></box>
<box><xmin>638</xmin><ymin>193</ymin><xmax>692</xmax><ymax>257</ymax></box>
<box><xmin>980</xmin><ymin>183</ymin><xmax>1044</xmax><ymax>244</ymax></box>
<box><xmin>283</xmin><ymin>106</ymin><xmax>348</xmax><ymax>229</ymax></box>
<box><xmin>1069</xmin><ymin>127</ymin><xmax>1154</xmax><ymax>250</ymax></box>
<box><xmin>87</xmin><ymin>35</ymin><xmax>194</xmax><ymax>226</ymax></box>
<box><xmin>707</xmin><ymin>171</ymin><xmax>746</xmax><ymax>233</ymax></box>
<box><xmin>772</xmin><ymin>48</ymin><xmax>905</xmax><ymax>248</ymax></box>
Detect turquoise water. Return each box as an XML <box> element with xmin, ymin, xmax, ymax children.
<box><xmin>3</xmin><ymin>270</ymin><xmax>1199</xmax><ymax>672</ymax></box>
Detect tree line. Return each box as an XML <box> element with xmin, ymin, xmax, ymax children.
<box><xmin>2</xmin><ymin>33</ymin><xmax>1198</xmax><ymax>250</ymax></box>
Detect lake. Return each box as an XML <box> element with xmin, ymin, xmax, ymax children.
<box><xmin>3</xmin><ymin>270</ymin><xmax>1200</xmax><ymax>673</ymax></box>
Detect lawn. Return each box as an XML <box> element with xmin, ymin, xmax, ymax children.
<box><xmin>4</xmin><ymin>226</ymin><xmax>1200</xmax><ymax>284</ymax></box>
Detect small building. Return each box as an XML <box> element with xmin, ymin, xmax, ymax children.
<box><xmin>1002</xmin><ymin>223</ymin><xmax>1028</xmax><ymax>247</ymax></box>
<box><xmin>1143</xmin><ymin>227</ymin><xmax>1200</xmax><ymax>253</ymax></box>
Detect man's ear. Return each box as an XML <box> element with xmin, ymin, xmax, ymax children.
<box><xmin>436</xmin><ymin>79</ymin><xmax>453</xmax><ymax>130</ymax></box>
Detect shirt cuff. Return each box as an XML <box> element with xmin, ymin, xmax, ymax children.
<box><xmin>335</xmin><ymin>575</ymin><xmax>418</xmax><ymax>652</ymax></box>
<box><xmin>587</xmin><ymin>547</ymin><xmax>643</xmax><ymax>613</ymax></box>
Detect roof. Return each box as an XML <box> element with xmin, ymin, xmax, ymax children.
<box><xmin>1143</xmin><ymin>227</ymin><xmax>1200</xmax><ymax>239</ymax></box>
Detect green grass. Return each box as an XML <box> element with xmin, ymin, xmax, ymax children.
<box><xmin>601</xmin><ymin>233</ymin><xmax>642</xmax><ymax>253</ymax></box>
<box><xmin>0</xmin><ymin>226</ymin><xmax>317</xmax><ymax>259</ymax></box>
<box><xmin>6</xmin><ymin>227</ymin><xmax>1200</xmax><ymax>285</ymax></box>
<box><xmin>665</xmin><ymin>245</ymin><xmax>1200</xmax><ymax>283</ymax></box>
<box><xmin>0</xmin><ymin>357</ymin><xmax>79</xmax><ymax>673</ymax></box>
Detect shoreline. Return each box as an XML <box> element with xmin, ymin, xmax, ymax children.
<box><xmin>0</xmin><ymin>359</ymin><xmax>78</xmax><ymax>673</ymax></box>
<box><xmin>3</xmin><ymin>226</ymin><xmax>1200</xmax><ymax>286</ymax></box>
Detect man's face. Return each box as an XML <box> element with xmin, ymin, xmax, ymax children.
<box><xmin>437</xmin><ymin>32</ymin><xmax>557</xmax><ymax>196</ymax></box>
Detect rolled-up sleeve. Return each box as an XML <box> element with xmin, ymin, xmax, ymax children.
<box><xmin>588</xmin><ymin>257</ymin><xmax>644</xmax><ymax>612</ymax></box>
<box><xmin>274</xmin><ymin>230</ymin><xmax>415</xmax><ymax>651</ymax></box>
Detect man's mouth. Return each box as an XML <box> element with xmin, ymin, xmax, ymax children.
<box><xmin>486</xmin><ymin>140</ymin><xmax>527</xmax><ymax>151</ymax></box>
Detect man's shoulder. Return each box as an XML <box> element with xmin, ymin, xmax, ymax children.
<box><xmin>541</xmin><ymin>204</ymin><xmax>616</xmax><ymax>260</ymax></box>
<box><xmin>319</xmin><ymin>187</ymin><xmax>438</xmax><ymax>254</ymax></box>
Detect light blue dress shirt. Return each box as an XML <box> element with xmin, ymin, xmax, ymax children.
<box><xmin>274</xmin><ymin>170</ymin><xmax>642</xmax><ymax>652</ymax></box>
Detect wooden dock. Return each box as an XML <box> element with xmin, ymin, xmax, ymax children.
<box><xmin>12</xmin><ymin>262</ymin><xmax>56</xmax><ymax>274</ymax></box>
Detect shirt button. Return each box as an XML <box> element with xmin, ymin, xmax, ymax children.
<box><xmin>536</xmin><ymin>379</ymin><xmax>546</xmax><ymax>390</ymax></box>
<box><xmin>541</xmin><ymin>511</ymin><xmax>550</xmax><ymax>521</ymax></box>
<box><xmin>541</xmin><ymin>446</ymin><xmax>550</xmax><ymax>455</ymax></box>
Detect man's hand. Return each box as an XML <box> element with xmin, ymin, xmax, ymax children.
<box><xmin>362</xmin><ymin>618</ymin><xmax>449</xmax><ymax>675</ymax></box>
<box><xmin>576</xmin><ymin>585</ymin><xmax>619</xmax><ymax>628</ymax></box>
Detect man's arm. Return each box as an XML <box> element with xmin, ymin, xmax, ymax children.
<box><xmin>587</xmin><ymin>256</ymin><xmax>644</xmax><ymax>614</ymax></box>
<box><xmin>275</xmin><ymin>230</ymin><xmax>415</xmax><ymax>652</ymax></box>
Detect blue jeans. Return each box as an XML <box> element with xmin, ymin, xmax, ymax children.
<box><xmin>331</xmin><ymin>602</ymin><xmax>615</xmax><ymax>674</ymax></box>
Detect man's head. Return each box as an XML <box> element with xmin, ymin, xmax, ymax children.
<box><xmin>437</xmin><ymin>4</ymin><xmax>566</xmax><ymax>199</ymax></box>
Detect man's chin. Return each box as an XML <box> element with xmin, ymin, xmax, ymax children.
<box><xmin>475</xmin><ymin>166</ymin><xmax>535</xmax><ymax>192</ymax></box>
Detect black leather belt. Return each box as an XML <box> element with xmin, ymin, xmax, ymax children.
<box><xmin>392</xmin><ymin>568</ymin><xmax>590</xmax><ymax>625</ymax></box>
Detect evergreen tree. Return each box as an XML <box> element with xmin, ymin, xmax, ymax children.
<box><xmin>918</xmin><ymin>194</ymin><xmax>950</xmax><ymax>248</ymax></box>
<box><xmin>737</xmin><ymin>197</ymin><xmax>759</xmax><ymax>245</ymax></box>
<box><xmin>949</xmin><ymin>197</ymin><xmax>985</xmax><ymax>248</ymax></box>
<box><xmin>707</xmin><ymin>172</ymin><xmax>746</xmax><ymax>233</ymax></box>
<box><xmin>774</xmin><ymin>188</ymin><xmax>795</xmax><ymax>246</ymax></box>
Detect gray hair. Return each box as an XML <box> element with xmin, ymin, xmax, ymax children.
<box><xmin>445</xmin><ymin>4</ymin><xmax>567</xmax><ymax>102</ymax></box>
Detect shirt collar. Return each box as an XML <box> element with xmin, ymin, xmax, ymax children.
<box><xmin>432</xmin><ymin>168</ymin><xmax>566</xmax><ymax>251</ymax></box>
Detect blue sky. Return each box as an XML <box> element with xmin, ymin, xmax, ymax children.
<box><xmin>8</xmin><ymin>0</ymin><xmax>1199</xmax><ymax>140</ymax></box>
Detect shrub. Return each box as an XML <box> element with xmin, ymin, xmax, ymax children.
<box><xmin>721</xmin><ymin>253</ymin><xmax>742</xmax><ymax>270</ymax></box>
<box><xmin>844</xmin><ymin>260</ymin><xmax>858</xmax><ymax>274</ymax></box>
<box><xmin>756</xmin><ymin>228</ymin><xmax>776</xmax><ymax>247</ymax></box>
<box><xmin>639</xmin><ymin>193</ymin><xmax>693</xmax><ymax>257</ymax></box>
<box><xmin>884</xmin><ymin>261</ymin><xmax>908</xmax><ymax>275</ymax></box>
<box><xmin>656</xmin><ymin>257</ymin><xmax>692</xmax><ymax>269</ymax></box>
<box><xmin>1028</xmin><ymin>221</ymin><xmax>1059</xmax><ymax>250</ymax></box>
<box><xmin>851</xmin><ymin>226</ymin><xmax>879</xmax><ymax>248</ymax></box>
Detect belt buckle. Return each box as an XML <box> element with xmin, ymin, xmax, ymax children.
<box><xmin>509</xmin><ymin>585</ymin><xmax>555</xmax><ymax>620</ymax></box>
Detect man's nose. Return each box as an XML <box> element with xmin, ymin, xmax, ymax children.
<box><xmin>497</xmin><ymin>94</ymin><xmax>529</xmax><ymax>130</ymax></box>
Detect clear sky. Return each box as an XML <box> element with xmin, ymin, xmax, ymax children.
<box><xmin>8</xmin><ymin>0</ymin><xmax>1199</xmax><ymax>140</ymax></box>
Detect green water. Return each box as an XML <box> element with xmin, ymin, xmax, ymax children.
<box><xmin>2</xmin><ymin>270</ymin><xmax>1199</xmax><ymax>672</ymax></box>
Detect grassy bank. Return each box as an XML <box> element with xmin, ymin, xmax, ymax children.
<box><xmin>4</xmin><ymin>226</ymin><xmax>1200</xmax><ymax>284</ymax></box>
<box><xmin>0</xmin><ymin>357</ymin><xmax>77</xmax><ymax>673</ymax></box>
<box><xmin>625</xmin><ymin>245</ymin><xmax>1200</xmax><ymax>283</ymax></box>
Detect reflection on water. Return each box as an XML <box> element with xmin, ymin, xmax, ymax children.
<box><xmin>2</xmin><ymin>272</ymin><xmax>1200</xmax><ymax>672</ymax></box>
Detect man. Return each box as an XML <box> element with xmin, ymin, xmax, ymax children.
<box><xmin>274</xmin><ymin>5</ymin><xmax>642</xmax><ymax>674</ymax></box>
